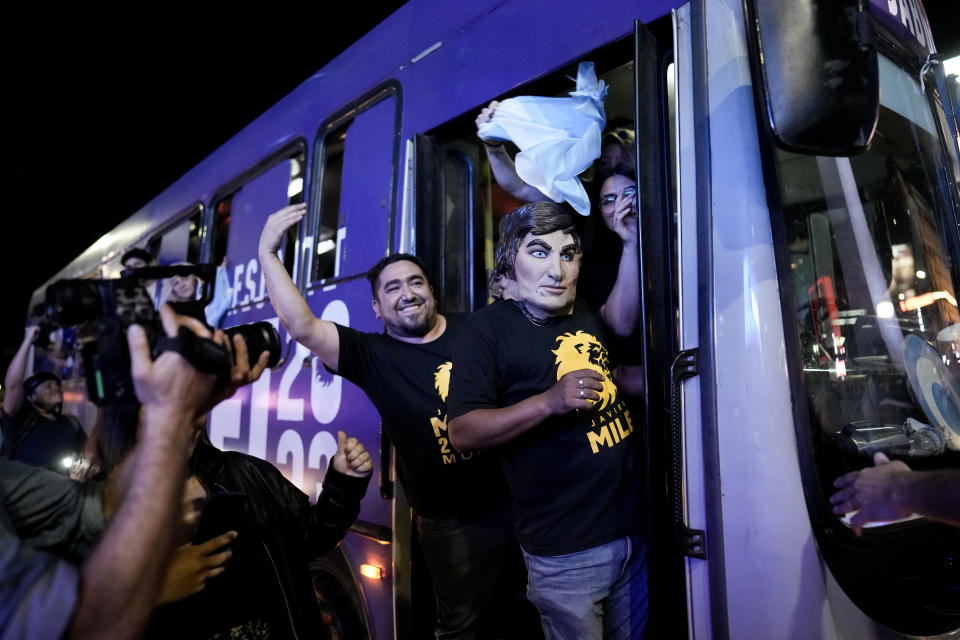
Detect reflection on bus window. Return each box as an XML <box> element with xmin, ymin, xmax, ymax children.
<box><xmin>777</xmin><ymin>54</ymin><xmax>959</xmax><ymax>510</ymax></box>
<box><xmin>213</xmin><ymin>199</ymin><xmax>231</xmax><ymax>267</ymax></box>
<box><xmin>147</xmin><ymin>208</ymin><xmax>203</xmax><ymax>266</ymax></box>
<box><xmin>311</xmin><ymin>91</ymin><xmax>396</xmax><ymax>283</ymax></box>
<box><xmin>442</xmin><ymin>149</ymin><xmax>472</xmax><ymax>313</ymax></box>
<box><xmin>315</xmin><ymin>123</ymin><xmax>347</xmax><ymax>281</ymax></box>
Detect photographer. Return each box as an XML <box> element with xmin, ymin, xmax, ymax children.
<box><xmin>1</xmin><ymin>305</ymin><xmax>222</xmax><ymax>640</ymax></box>
<box><xmin>1</xmin><ymin>325</ymin><xmax>86</xmax><ymax>475</ymax></box>
<box><xmin>96</xmin><ymin>315</ymin><xmax>373</xmax><ymax>640</ymax></box>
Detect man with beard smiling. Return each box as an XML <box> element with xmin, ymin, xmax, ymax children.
<box><xmin>259</xmin><ymin>204</ymin><xmax>538</xmax><ymax>640</ymax></box>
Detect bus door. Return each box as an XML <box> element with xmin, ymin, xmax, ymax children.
<box><xmin>410</xmin><ymin>15</ymin><xmax>683</xmax><ymax>636</ymax></box>
<box><xmin>678</xmin><ymin>0</ymin><xmax>960</xmax><ymax>637</ymax></box>
<box><xmin>147</xmin><ymin>203</ymin><xmax>204</xmax><ymax>267</ymax></box>
<box><xmin>412</xmin><ymin>134</ymin><xmax>487</xmax><ymax>315</ymax></box>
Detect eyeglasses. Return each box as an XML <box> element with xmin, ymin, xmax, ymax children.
<box><xmin>599</xmin><ymin>185</ymin><xmax>637</xmax><ymax>209</ymax></box>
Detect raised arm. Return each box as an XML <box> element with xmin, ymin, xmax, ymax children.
<box><xmin>449</xmin><ymin>368</ymin><xmax>604</xmax><ymax>452</ymax></box>
<box><xmin>302</xmin><ymin>431</ymin><xmax>371</xmax><ymax>555</ymax></box>
<box><xmin>3</xmin><ymin>325</ymin><xmax>40</xmax><ymax>416</ymax></box>
<box><xmin>477</xmin><ymin>101</ymin><xmax>549</xmax><ymax>204</ymax></box>
<box><xmin>70</xmin><ymin>307</ymin><xmax>219</xmax><ymax>640</ymax></box>
<box><xmin>259</xmin><ymin>204</ymin><xmax>341</xmax><ymax>370</ymax></box>
<box><xmin>599</xmin><ymin>187</ymin><xmax>640</xmax><ymax>337</ymax></box>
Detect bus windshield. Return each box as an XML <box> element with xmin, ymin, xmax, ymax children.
<box><xmin>776</xmin><ymin>53</ymin><xmax>960</xmax><ymax>526</ymax></box>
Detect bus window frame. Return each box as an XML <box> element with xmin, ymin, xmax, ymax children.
<box><xmin>141</xmin><ymin>202</ymin><xmax>206</xmax><ymax>265</ymax></box>
<box><xmin>206</xmin><ymin>138</ymin><xmax>309</xmax><ymax>284</ymax></box>
<box><xmin>304</xmin><ymin>80</ymin><xmax>403</xmax><ymax>292</ymax></box>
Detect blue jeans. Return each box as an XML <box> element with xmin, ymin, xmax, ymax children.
<box><xmin>415</xmin><ymin>509</ymin><xmax>541</xmax><ymax>640</ymax></box>
<box><xmin>521</xmin><ymin>535</ymin><xmax>647</xmax><ymax>640</ymax></box>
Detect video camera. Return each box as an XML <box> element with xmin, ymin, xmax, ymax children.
<box><xmin>40</xmin><ymin>263</ymin><xmax>281</xmax><ymax>406</ymax></box>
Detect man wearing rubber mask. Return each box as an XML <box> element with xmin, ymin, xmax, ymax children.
<box><xmin>448</xmin><ymin>200</ymin><xmax>645</xmax><ymax>639</ymax></box>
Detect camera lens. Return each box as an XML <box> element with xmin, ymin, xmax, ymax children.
<box><xmin>224</xmin><ymin>322</ymin><xmax>282</xmax><ymax>369</ymax></box>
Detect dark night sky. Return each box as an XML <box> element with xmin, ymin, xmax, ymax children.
<box><xmin>4</xmin><ymin>4</ymin><xmax>959</xmax><ymax>373</ymax></box>
<box><xmin>5</xmin><ymin>8</ymin><xmax>403</xmax><ymax>370</ymax></box>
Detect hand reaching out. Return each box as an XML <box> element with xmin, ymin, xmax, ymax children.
<box><xmin>830</xmin><ymin>452</ymin><xmax>913</xmax><ymax>536</ymax></box>
<box><xmin>475</xmin><ymin>100</ymin><xmax>499</xmax><ymax>134</ymax></box>
<box><xmin>128</xmin><ymin>305</ymin><xmax>219</xmax><ymax>421</ymax></box>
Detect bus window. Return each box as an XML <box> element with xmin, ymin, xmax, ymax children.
<box><xmin>441</xmin><ymin>148</ymin><xmax>473</xmax><ymax>312</ymax></box>
<box><xmin>422</xmin><ymin>42</ymin><xmax>640</xmax><ymax>315</ymax></box>
<box><xmin>213</xmin><ymin>150</ymin><xmax>305</xmax><ymax>311</ymax></box>
<box><xmin>147</xmin><ymin>205</ymin><xmax>203</xmax><ymax>266</ymax></box>
<box><xmin>310</xmin><ymin>90</ymin><xmax>398</xmax><ymax>284</ymax></box>
<box><xmin>314</xmin><ymin>122</ymin><xmax>347</xmax><ymax>281</ymax></box>
<box><xmin>775</xmin><ymin>52</ymin><xmax>960</xmax><ymax>635</ymax></box>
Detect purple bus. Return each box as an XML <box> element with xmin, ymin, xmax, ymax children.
<box><xmin>29</xmin><ymin>0</ymin><xmax>960</xmax><ymax>637</ymax></box>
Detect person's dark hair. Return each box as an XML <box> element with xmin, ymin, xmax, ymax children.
<box><xmin>23</xmin><ymin>371</ymin><xmax>61</xmax><ymax>398</ymax></box>
<box><xmin>366</xmin><ymin>253</ymin><xmax>432</xmax><ymax>298</ymax></box>
<box><xmin>121</xmin><ymin>247</ymin><xmax>152</xmax><ymax>266</ymax></box>
<box><xmin>602</xmin><ymin>127</ymin><xmax>635</xmax><ymax>152</ymax></box>
<box><xmin>489</xmin><ymin>201</ymin><xmax>581</xmax><ymax>299</ymax></box>
<box><xmin>95</xmin><ymin>403</ymin><xmax>142</xmax><ymax>473</ymax></box>
<box><xmin>594</xmin><ymin>162</ymin><xmax>636</xmax><ymax>193</ymax></box>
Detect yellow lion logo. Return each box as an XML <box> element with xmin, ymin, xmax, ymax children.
<box><xmin>552</xmin><ymin>331</ymin><xmax>617</xmax><ymax>410</ymax></box>
<box><xmin>434</xmin><ymin>361</ymin><xmax>453</xmax><ymax>403</ymax></box>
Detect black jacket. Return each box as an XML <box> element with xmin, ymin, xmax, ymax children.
<box><xmin>150</xmin><ymin>439</ymin><xmax>370</xmax><ymax>640</ymax></box>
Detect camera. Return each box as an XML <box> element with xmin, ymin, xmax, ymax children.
<box><xmin>42</xmin><ymin>264</ymin><xmax>281</xmax><ymax>406</ymax></box>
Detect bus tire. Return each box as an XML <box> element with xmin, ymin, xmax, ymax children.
<box><xmin>310</xmin><ymin>551</ymin><xmax>371</xmax><ymax>640</ymax></box>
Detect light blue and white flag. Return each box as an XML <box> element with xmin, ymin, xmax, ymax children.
<box><xmin>477</xmin><ymin>62</ymin><xmax>607</xmax><ymax>215</ymax></box>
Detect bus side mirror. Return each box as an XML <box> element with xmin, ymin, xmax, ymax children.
<box><xmin>744</xmin><ymin>0</ymin><xmax>879</xmax><ymax>156</ymax></box>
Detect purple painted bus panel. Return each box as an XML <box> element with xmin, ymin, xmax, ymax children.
<box><xmin>224</xmin><ymin>160</ymin><xmax>293</xmax><ymax>309</ymax></box>
<box><xmin>395</xmin><ymin>0</ymin><xmax>682</xmax><ymax>135</ymax></box>
<box><xmin>868</xmin><ymin>0</ymin><xmax>936</xmax><ymax>56</ymax></box>
<box><xmin>211</xmin><ymin>278</ymin><xmax>390</xmax><ymax>527</ymax></box>
<box><xmin>155</xmin><ymin>217</ymin><xmax>194</xmax><ymax>266</ymax></box>
<box><xmin>342</xmin><ymin>535</ymin><xmax>394</xmax><ymax>639</ymax></box>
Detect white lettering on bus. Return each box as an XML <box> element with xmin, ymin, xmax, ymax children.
<box><xmin>258</xmin><ymin>265</ymin><xmax>268</xmax><ymax>301</ymax></box>
<box><xmin>277</xmin><ymin>341</ymin><xmax>308</xmax><ymax>421</ymax></box>
<box><xmin>308</xmin><ymin>430</ymin><xmax>338</xmax><ymax>500</ymax></box>
<box><xmin>232</xmin><ymin>263</ymin><xmax>245</xmax><ymax>307</ymax></box>
<box><xmin>209</xmin><ymin>394</ymin><xmax>242</xmax><ymax>449</ymax></box>
<box><xmin>277</xmin><ymin>429</ymin><xmax>305</xmax><ymax>488</ymax></box>
<box><xmin>311</xmin><ymin>300</ymin><xmax>348</xmax><ymax>423</ymax></box>
<box><xmin>245</xmin><ymin>258</ymin><xmax>259</xmax><ymax>304</ymax></box>
<box><xmin>249</xmin><ymin>318</ymin><xmax>280</xmax><ymax>459</ymax></box>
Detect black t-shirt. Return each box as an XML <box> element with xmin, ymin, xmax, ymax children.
<box><xmin>448</xmin><ymin>299</ymin><xmax>643</xmax><ymax>556</ymax></box>
<box><xmin>0</xmin><ymin>407</ymin><xmax>86</xmax><ymax>475</ymax></box>
<box><xmin>329</xmin><ymin>314</ymin><xmax>508</xmax><ymax>517</ymax></box>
